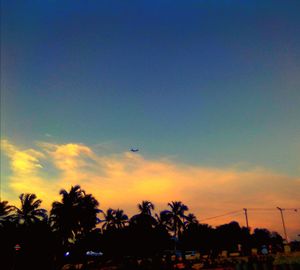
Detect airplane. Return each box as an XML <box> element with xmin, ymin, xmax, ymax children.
<box><xmin>130</xmin><ymin>148</ymin><xmax>139</xmax><ymax>152</ymax></box>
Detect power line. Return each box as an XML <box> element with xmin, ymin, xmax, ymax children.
<box><xmin>199</xmin><ymin>207</ymin><xmax>300</xmax><ymax>223</ymax></box>
<box><xmin>200</xmin><ymin>210</ymin><xmax>242</xmax><ymax>222</ymax></box>
<box><xmin>228</xmin><ymin>212</ymin><xmax>243</xmax><ymax>219</ymax></box>
<box><xmin>246</xmin><ymin>208</ymin><xmax>300</xmax><ymax>212</ymax></box>
<box><xmin>247</xmin><ymin>208</ymin><xmax>277</xmax><ymax>211</ymax></box>
<box><xmin>283</xmin><ymin>208</ymin><xmax>300</xmax><ymax>211</ymax></box>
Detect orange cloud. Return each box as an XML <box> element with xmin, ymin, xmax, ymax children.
<box><xmin>1</xmin><ymin>139</ymin><xmax>300</xmax><ymax>240</ymax></box>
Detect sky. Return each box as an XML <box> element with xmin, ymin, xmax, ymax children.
<box><xmin>1</xmin><ymin>0</ymin><xmax>300</xmax><ymax>239</ymax></box>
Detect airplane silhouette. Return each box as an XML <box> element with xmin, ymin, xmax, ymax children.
<box><xmin>130</xmin><ymin>148</ymin><xmax>139</xmax><ymax>152</ymax></box>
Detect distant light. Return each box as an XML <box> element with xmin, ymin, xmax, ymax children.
<box><xmin>14</xmin><ymin>244</ymin><xmax>21</xmax><ymax>251</ymax></box>
<box><xmin>65</xmin><ymin>252</ymin><xmax>70</xmax><ymax>257</ymax></box>
<box><xmin>86</xmin><ymin>251</ymin><xmax>103</xmax><ymax>256</ymax></box>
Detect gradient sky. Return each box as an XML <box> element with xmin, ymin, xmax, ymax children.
<box><xmin>1</xmin><ymin>1</ymin><xmax>300</xmax><ymax>239</ymax></box>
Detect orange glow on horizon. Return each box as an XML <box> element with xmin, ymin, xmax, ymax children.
<box><xmin>1</xmin><ymin>139</ymin><xmax>300</xmax><ymax>239</ymax></box>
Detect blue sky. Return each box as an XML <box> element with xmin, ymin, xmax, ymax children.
<box><xmin>3</xmin><ymin>0</ymin><xmax>300</xmax><ymax>174</ymax></box>
<box><xmin>2</xmin><ymin>1</ymin><xmax>300</xmax><ymax>170</ymax></box>
<box><xmin>1</xmin><ymin>0</ymin><xmax>300</xmax><ymax>238</ymax></box>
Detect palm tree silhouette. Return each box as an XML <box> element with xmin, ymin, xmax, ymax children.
<box><xmin>50</xmin><ymin>185</ymin><xmax>83</xmax><ymax>244</ymax></box>
<box><xmin>14</xmin><ymin>193</ymin><xmax>47</xmax><ymax>226</ymax></box>
<box><xmin>166</xmin><ymin>201</ymin><xmax>189</xmax><ymax>238</ymax></box>
<box><xmin>114</xmin><ymin>209</ymin><xmax>128</xmax><ymax>229</ymax></box>
<box><xmin>0</xmin><ymin>201</ymin><xmax>15</xmax><ymax>226</ymax></box>
<box><xmin>50</xmin><ymin>185</ymin><xmax>100</xmax><ymax>245</ymax></box>
<box><xmin>101</xmin><ymin>208</ymin><xmax>116</xmax><ymax>230</ymax></box>
<box><xmin>138</xmin><ymin>201</ymin><xmax>154</xmax><ymax>215</ymax></box>
<box><xmin>101</xmin><ymin>208</ymin><xmax>128</xmax><ymax>230</ymax></box>
<box><xmin>78</xmin><ymin>193</ymin><xmax>101</xmax><ymax>236</ymax></box>
<box><xmin>155</xmin><ymin>210</ymin><xmax>172</xmax><ymax>231</ymax></box>
<box><xmin>131</xmin><ymin>201</ymin><xmax>157</xmax><ymax>228</ymax></box>
<box><xmin>184</xmin><ymin>213</ymin><xmax>198</xmax><ymax>229</ymax></box>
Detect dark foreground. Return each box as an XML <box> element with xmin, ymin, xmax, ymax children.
<box><xmin>58</xmin><ymin>253</ymin><xmax>300</xmax><ymax>270</ymax></box>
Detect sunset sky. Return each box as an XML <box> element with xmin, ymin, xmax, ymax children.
<box><xmin>1</xmin><ymin>1</ymin><xmax>300</xmax><ymax>240</ymax></box>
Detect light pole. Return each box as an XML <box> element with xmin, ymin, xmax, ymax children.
<box><xmin>277</xmin><ymin>207</ymin><xmax>288</xmax><ymax>243</ymax></box>
<box><xmin>243</xmin><ymin>208</ymin><xmax>249</xmax><ymax>230</ymax></box>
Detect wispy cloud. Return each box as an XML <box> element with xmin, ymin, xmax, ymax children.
<box><xmin>1</xmin><ymin>139</ymin><xmax>300</xmax><ymax>239</ymax></box>
<box><xmin>1</xmin><ymin>139</ymin><xmax>45</xmax><ymax>175</ymax></box>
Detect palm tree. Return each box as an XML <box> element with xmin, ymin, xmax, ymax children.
<box><xmin>0</xmin><ymin>201</ymin><xmax>15</xmax><ymax>226</ymax></box>
<box><xmin>50</xmin><ymin>185</ymin><xmax>100</xmax><ymax>245</ymax></box>
<box><xmin>184</xmin><ymin>213</ymin><xmax>198</xmax><ymax>229</ymax></box>
<box><xmin>50</xmin><ymin>185</ymin><xmax>83</xmax><ymax>244</ymax></box>
<box><xmin>101</xmin><ymin>208</ymin><xmax>116</xmax><ymax>230</ymax></box>
<box><xmin>14</xmin><ymin>193</ymin><xmax>47</xmax><ymax>225</ymax></box>
<box><xmin>101</xmin><ymin>208</ymin><xmax>128</xmax><ymax>230</ymax></box>
<box><xmin>138</xmin><ymin>200</ymin><xmax>154</xmax><ymax>215</ymax></box>
<box><xmin>131</xmin><ymin>200</ymin><xmax>157</xmax><ymax>228</ymax></box>
<box><xmin>114</xmin><ymin>209</ymin><xmax>128</xmax><ymax>229</ymax></box>
<box><xmin>166</xmin><ymin>201</ymin><xmax>189</xmax><ymax>238</ymax></box>
<box><xmin>78</xmin><ymin>193</ymin><xmax>101</xmax><ymax>235</ymax></box>
<box><xmin>155</xmin><ymin>210</ymin><xmax>172</xmax><ymax>231</ymax></box>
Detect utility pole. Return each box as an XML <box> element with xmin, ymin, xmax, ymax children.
<box><xmin>243</xmin><ymin>208</ymin><xmax>249</xmax><ymax>230</ymax></box>
<box><xmin>277</xmin><ymin>207</ymin><xmax>288</xmax><ymax>243</ymax></box>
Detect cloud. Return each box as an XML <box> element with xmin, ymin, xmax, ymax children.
<box><xmin>1</xmin><ymin>139</ymin><xmax>300</xmax><ymax>239</ymax></box>
<box><xmin>1</xmin><ymin>139</ymin><xmax>45</xmax><ymax>175</ymax></box>
<box><xmin>39</xmin><ymin>142</ymin><xmax>94</xmax><ymax>171</ymax></box>
<box><xmin>1</xmin><ymin>140</ymin><xmax>56</xmax><ymax>202</ymax></box>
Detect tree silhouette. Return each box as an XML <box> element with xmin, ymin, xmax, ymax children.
<box><xmin>1</xmin><ymin>195</ymin><xmax>52</xmax><ymax>270</ymax></box>
<box><xmin>155</xmin><ymin>210</ymin><xmax>172</xmax><ymax>231</ymax></box>
<box><xmin>50</xmin><ymin>185</ymin><xmax>100</xmax><ymax>246</ymax></box>
<box><xmin>251</xmin><ymin>228</ymin><xmax>283</xmax><ymax>252</ymax></box>
<box><xmin>13</xmin><ymin>193</ymin><xmax>47</xmax><ymax>226</ymax></box>
<box><xmin>101</xmin><ymin>208</ymin><xmax>128</xmax><ymax>230</ymax></box>
<box><xmin>215</xmin><ymin>221</ymin><xmax>243</xmax><ymax>252</ymax></box>
<box><xmin>128</xmin><ymin>201</ymin><xmax>172</xmax><ymax>257</ymax></box>
<box><xmin>114</xmin><ymin>209</ymin><xmax>129</xmax><ymax>229</ymax></box>
<box><xmin>0</xmin><ymin>200</ymin><xmax>15</xmax><ymax>226</ymax></box>
<box><xmin>78</xmin><ymin>193</ymin><xmax>101</xmax><ymax>236</ymax></box>
<box><xmin>181</xmin><ymin>223</ymin><xmax>215</xmax><ymax>252</ymax></box>
<box><xmin>101</xmin><ymin>208</ymin><xmax>116</xmax><ymax>231</ymax></box>
<box><xmin>138</xmin><ymin>200</ymin><xmax>154</xmax><ymax>215</ymax></box>
<box><xmin>0</xmin><ymin>187</ymin><xmax>286</xmax><ymax>268</ymax></box>
<box><xmin>184</xmin><ymin>213</ymin><xmax>198</xmax><ymax>229</ymax></box>
<box><xmin>165</xmin><ymin>201</ymin><xmax>189</xmax><ymax>238</ymax></box>
<box><xmin>131</xmin><ymin>200</ymin><xmax>157</xmax><ymax>229</ymax></box>
<box><xmin>0</xmin><ymin>201</ymin><xmax>17</xmax><ymax>270</ymax></box>
<box><xmin>50</xmin><ymin>185</ymin><xmax>84</xmax><ymax>245</ymax></box>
